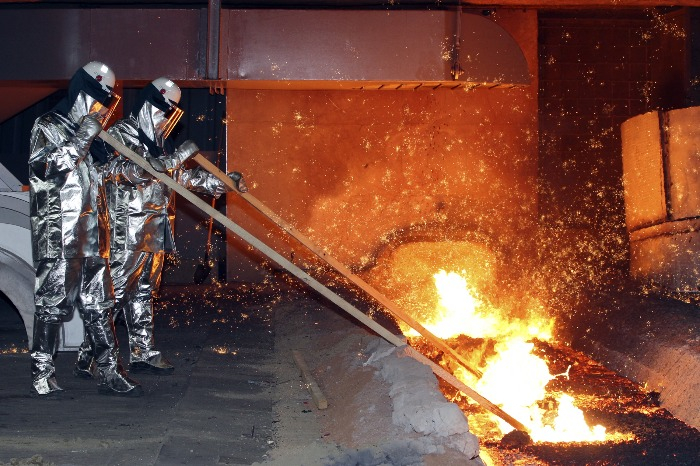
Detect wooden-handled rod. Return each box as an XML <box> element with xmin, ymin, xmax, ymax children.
<box><xmin>99</xmin><ymin>131</ymin><xmax>528</xmax><ymax>434</ymax></box>
<box><xmin>193</xmin><ymin>153</ymin><xmax>484</xmax><ymax>379</ymax></box>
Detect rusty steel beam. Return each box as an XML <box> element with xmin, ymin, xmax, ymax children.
<box><xmin>464</xmin><ymin>1</ymin><xmax>700</xmax><ymax>5</ymax></box>
<box><xmin>0</xmin><ymin>8</ymin><xmax>205</xmax><ymax>81</ymax></box>
<box><xmin>223</xmin><ymin>9</ymin><xmax>530</xmax><ymax>87</ymax></box>
<box><xmin>0</xmin><ymin>8</ymin><xmax>530</xmax><ymax>86</ymax></box>
<box><xmin>460</xmin><ymin>1</ymin><xmax>698</xmax><ymax>5</ymax></box>
<box><xmin>0</xmin><ymin>1</ymin><xmax>697</xmax><ymax>7</ymax></box>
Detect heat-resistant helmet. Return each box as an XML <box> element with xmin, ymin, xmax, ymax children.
<box><xmin>80</xmin><ymin>61</ymin><xmax>120</xmax><ymax>127</ymax></box>
<box><xmin>151</xmin><ymin>77</ymin><xmax>181</xmax><ymax>108</ymax></box>
<box><xmin>82</xmin><ymin>61</ymin><xmax>116</xmax><ymax>95</ymax></box>
<box><xmin>149</xmin><ymin>77</ymin><xmax>183</xmax><ymax>140</ymax></box>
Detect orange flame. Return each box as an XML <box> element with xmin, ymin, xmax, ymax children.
<box><xmin>417</xmin><ymin>269</ymin><xmax>615</xmax><ymax>443</ymax></box>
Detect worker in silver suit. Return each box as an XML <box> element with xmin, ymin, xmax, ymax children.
<box><xmin>29</xmin><ymin>61</ymin><xmax>143</xmax><ymax>397</ymax></box>
<box><xmin>73</xmin><ymin>77</ymin><xmax>247</xmax><ymax>377</ymax></box>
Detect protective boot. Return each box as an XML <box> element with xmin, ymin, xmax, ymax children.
<box><xmin>126</xmin><ymin>299</ymin><xmax>174</xmax><ymax>375</ymax></box>
<box><xmin>30</xmin><ymin>318</ymin><xmax>63</xmax><ymax>397</ymax></box>
<box><xmin>73</xmin><ymin>306</ymin><xmax>125</xmax><ymax>378</ymax></box>
<box><xmin>73</xmin><ymin>339</ymin><xmax>95</xmax><ymax>379</ymax></box>
<box><xmin>85</xmin><ymin>314</ymin><xmax>144</xmax><ymax>397</ymax></box>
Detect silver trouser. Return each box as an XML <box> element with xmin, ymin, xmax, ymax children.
<box><xmin>34</xmin><ymin>257</ymin><xmax>114</xmax><ymax>324</ymax></box>
<box><xmin>31</xmin><ymin>320</ymin><xmax>62</xmax><ymax>395</ymax></box>
<box><xmin>111</xmin><ymin>249</ymin><xmax>164</xmax><ymax>363</ymax></box>
<box><xmin>32</xmin><ymin>257</ymin><xmax>114</xmax><ymax>394</ymax></box>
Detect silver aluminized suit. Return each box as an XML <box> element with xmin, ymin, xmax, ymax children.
<box><xmin>74</xmin><ymin>101</ymin><xmax>227</xmax><ymax>375</ymax></box>
<box><xmin>29</xmin><ymin>67</ymin><xmax>142</xmax><ymax>397</ymax></box>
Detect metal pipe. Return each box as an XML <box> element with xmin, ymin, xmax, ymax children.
<box><xmin>207</xmin><ymin>0</ymin><xmax>221</xmax><ymax>80</ymax></box>
<box><xmin>451</xmin><ymin>5</ymin><xmax>464</xmax><ymax>80</ymax></box>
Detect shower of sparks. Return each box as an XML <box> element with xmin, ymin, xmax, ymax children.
<box><xmin>0</xmin><ymin>346</ymin><xmax>28</xmax><ymax>354</ymax></box>
<box><xmin>211</xmin><ymin>345</ymin><xmax>238</xmax><ymax>355</ymax></box>
<box><xmin>649</xmin><ymin>8</ymin><xmax>687</xmax><ymax>39</ymax></box>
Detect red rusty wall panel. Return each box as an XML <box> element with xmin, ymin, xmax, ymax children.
<box><xmin>224</xmin><ymin>84</ymin><xmax>538</xmax><ymax>280</ymax></box>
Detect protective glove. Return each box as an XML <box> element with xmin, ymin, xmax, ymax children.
<box><xmin>172</xmin><ymin>140</ymin><xmax>199</xmax><ymax>166</ymax></box>
<box><xmin>159</xmin><ymin>140</ymin><xmax>200</xmax><ymax>171</ymax></box>
<box><xmin>229</xmin><ymin>171</ymin><xmax>248</xmax><ymax>193</ymax></box>
<box><xmin>74</xmin><ymin>115</ymin><xmax>102</xmax><ymax>157</ymax></box>
<box><xmin>149</xmin><ymin>139</ymin><xmax>199</xmax><ymax>172</ymax></box>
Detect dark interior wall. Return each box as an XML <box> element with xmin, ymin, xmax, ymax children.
<box><xmin>537</xmin><ymin>9</ymin><xmax>690</xmax><ymax>283</ymax></box>
<box><xmin>690</xmin><ymin>9</ymin><xmax>700</xmax><ymax>105</ymax></box>
<box><xmin>156</xmin><ymin>89</ymin><xmax>229</xmax><ymax>285</ymax></box>
<box><xmin>651</xmin><ymin>8</ymin><xmax>692</xmax><ymax>110</ymax></box>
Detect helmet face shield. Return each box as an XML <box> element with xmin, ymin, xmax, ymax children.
<box><xmin>102</xmin><ymin>92</ymin><xmax>121</xmax><ymax>127</ymax></box>
<box><xmin>89</xmin><ymin>92</ymin><xmax>121</xmax><ymax>128</ymax></box>
<box><xmin>159</xmin><ymin>105</ymin><xmax>183</xmax><ymax>140</ymax></box>
<box><xmin>81</xmin><ymin>61</ymin><xmax>119</xmax><ymax>127</ymax></box>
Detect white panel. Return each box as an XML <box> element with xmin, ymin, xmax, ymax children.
<box><xmin>0</xmin><ymin>224</ymin><xmax>32</xmax><ymax>266</ymax></box>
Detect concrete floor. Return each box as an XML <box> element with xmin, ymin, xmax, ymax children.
<box><xmin>0</xmin><ymin>285</ymin><xmax>277</xmax><ymax>466</ymax></box>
